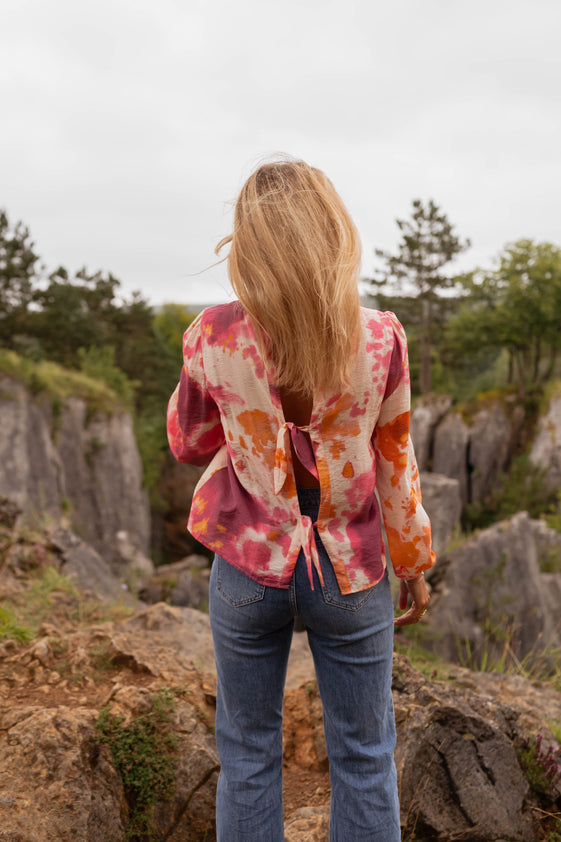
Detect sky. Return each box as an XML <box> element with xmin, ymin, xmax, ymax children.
<box><xmin>2</xmin><ymin>0</ymin><xmax>560</xmax><ymax>306</ymax></box>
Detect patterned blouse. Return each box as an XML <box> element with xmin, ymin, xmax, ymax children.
<box><xmin>167</xmin><ymin>301</ymin><xmax>436</xmax><ymax>594</ymax></box>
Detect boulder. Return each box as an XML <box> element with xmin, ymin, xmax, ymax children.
<box><xmin>49</xmin><ymin>526</ymin><xmax>132</xmax><ymax>602</ymax></box>
<box><xmin>139</xmin><ymin>556</ymin><xmax>210</xmax><ymax>610</ymax></box>
<box><xmin>530</xmin><ymin>392</ymin><xmax>561</xmax><ymax>493</ymax></box>
<box><xmin>393</xmin><ymin>656</ymin><xmax>537</xmax><ymax>842</ymax></box>
<box><xmin>419</xmin><ymin>472</ymin><xmax>462</xmax><ymax>557</ymax></box>
<box><xmin>422</xmin><ymin>511</ymin><xmax>561</xmax><ymax>666</ymax></box>
<box><xmin>410</xmin><ymin>394</ymin><xmax>453</xmax><ymax>471</ymax></box>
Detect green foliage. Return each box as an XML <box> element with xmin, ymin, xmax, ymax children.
<box><xmin>445</xmin><ymin>240</ymin><xmax>561</xmax><ymax>398</ymax></box>
<box><xmin>548</xmin><ymin>721</ymin><xmax>561</xmax><ymax>746</ymax></box>
<box><xmin>545</xmin><ymin>492</ymin><xmax>561</xmax><ymax>534</ymax></box>
<box><xmin>78</xmin><ymin>345</ymin><xmax>138</xmax><ymax>408</ymax></box>
<box><xmin>0</xmin><ymin>349</ymin><xmax>125</xmax><ymax>414</ymax></box>
<box><xmin>154</xmin><ymin>303</ymin><xmax>196</xmax><ymax>360</ymax></box>
<box><xmin>95</xmin><ymin>687</ymin><xmax>179</xmax><ymax>840</ymax></box>
<box><xmin>0</xmin><ymin>209</ymin><xmax>40</xmax><ymax>346</ymax></box>
<box><xmin>0</xmin><ymin>605</ymin><xmax>34</xmax><ymax>643</ymax></box>
<box><xmin>464</xmin><ymin>454</ymin><xmax>556</xmax><ymax>531</ymax></box>
<box><xmin>516</xmin><ymin>733</ymin><xmax>561</xmax><ymax>798</ymax></box>
<box><xmin>370</xmin><ymin>198</ymin><xmax>470</xmax><ymax>393</ymax></box>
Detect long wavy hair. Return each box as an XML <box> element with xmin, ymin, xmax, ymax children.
<box><xmin>216</xmin><ymin>158</ymin><xmax>362</xmax><ymax>396</ymax></box>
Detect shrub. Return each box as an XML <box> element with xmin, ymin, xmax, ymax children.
<box><xmin>94</xmin><ymin>687</ymin><xmax>179</xmax><ymax>840</ymax></box>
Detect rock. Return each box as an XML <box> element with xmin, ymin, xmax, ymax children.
<box><xmin>393</xmin><ymin>655</ymin><xmax>537</xmax><ymax>842</ymax></box>
<box><xmin>468</xmin><ymin>401</ymin><xmax>515</xmax><ymax>503</ymax></box>
<box><xmin>49</xmin><ymin>526</ymin><xmax>136</xmax><ymax>603</ymax></box>
<box><xmin>0</xmin><ymin>495</ymin><xmax>21</xmax><ymax>530</ymax></box>
<box><xmin>55</xmin><ymin>396</ymin><xmax>150</xmax><ymax>567</ymax></box>
<box><xmin>419</xmin><ymin>472</ymin><xmax>462</xmax><ymax>557</ymax></box>
<box><xmin>0</xmin><ymin>377</ymin><xmax>150</xmax><ymax>569</ymax></box>
<box><xmin>411</xmin><ymin>394</ymin><xmax>453</xmax><ymax>471</ymax></box>
<box><xmin>530</xmin><ymin>392</ymin><xmax>561</xmax><ymax>493</ymax></box>
<box><xmin>114</xmin><ymin>530</ymin><xmax>155</xmax><ymax>592</ymax></box>
<box><xmin>284</xmin><ymin>805</ymin><xmax>330</xmax><ymax>841</ymax></box>
<box><xmin>422</xmin><ymin>511</ymin><xmax>561</xmax><ymax>665</ymax></box>
<box><xmin>432</xmin><ymin>412</ymin><xmax>471</xmax><ymax>506</ymax></box>
<box><xmin>139</xmin><ymin>556</ymin><xmax>211</xmax><ymax>610</ymax></box>
<box><xmin>0</xmin><ymin>705</ymin><xmax>127</xmax><ymax>842</ymax></box>
<box><xmin>2</xmin><ymin>597</ymin><xmax>559</xmax><ymax>841</ymax></box>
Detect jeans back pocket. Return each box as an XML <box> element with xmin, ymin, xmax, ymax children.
<box><xmin>215</xmin><ymin>555</ymin><xmax>266</xmax><ymax>607</ymax></box>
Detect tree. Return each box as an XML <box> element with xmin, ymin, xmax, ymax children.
<box><xmin>444</xmin><ymin>239</ymin><xmax>561</xmax><ymax>397</ymax></box>
<box><xmin>0</xmin><ymin>210</ymin><xmax>40</xmax><ymax>345</ymax></box>
<box><xmin>28</xmin><ymin>267</ymin><xmax>121</xmax><ymax>366</ymax></box>
<box><xmin>370</xmin><ymin>199</ymin><xmax>470</xmax><ymax>394</ymax></box>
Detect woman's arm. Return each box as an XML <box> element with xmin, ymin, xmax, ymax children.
<box><xmin>372</xmin><ymin>313</ymin><xmax>436</xmax><ymax>580</ymax></box>
<box><xmin>167</xmin><ymin>313</ymin><xmax>226</xmax><ymax>466</ymax></box>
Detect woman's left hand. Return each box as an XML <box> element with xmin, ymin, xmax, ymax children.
<box><xmin>394</xmin><ymin>575</ymin><xmax>430</xmax><ymax>626</ymax></box>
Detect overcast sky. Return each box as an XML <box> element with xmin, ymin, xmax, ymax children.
<box><xmin>2</xmin><ymin>0</ymin><xmax>560</xmax><ymax>306</ymax></box>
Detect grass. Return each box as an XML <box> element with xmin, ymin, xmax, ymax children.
<box><xmin>0</xmin><ymin>348</ymin><xmax>127</xmax><ymax>414</ymax></box>
<box><xmin>0</xmin><ymin>563</ymin><xmax>134</xmax><ymax>643</ymax></box>
<box><xmin>0</xmin><ymin>605</ymin><xmax>34</xmax><ymax>643</ymax></box>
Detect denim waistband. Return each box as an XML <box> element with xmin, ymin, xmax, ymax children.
<box><xmin>297</xmin><ymin>487</ymin><xmax>321</xmax><ymax>521</ymax></box>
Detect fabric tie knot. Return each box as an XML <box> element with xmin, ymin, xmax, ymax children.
<box><xmin>273</xmin><ymin>421</ymin><xmax>319</xmax><ymax>495</ymax></box>
<box><xmin>295</xmin><ymin>514</ymin><xmax>324</xmax><ymax>590</ymax></box>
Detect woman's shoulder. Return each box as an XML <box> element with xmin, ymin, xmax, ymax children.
<box><xmin>199</xmin><ymin>300</ymin><xmax>245</xmax><ymax>326</ymax></box>
<box><xmin>359</xmin><ymin>306</ymin><xmax>404</xmax><ymax>336</ymax></box>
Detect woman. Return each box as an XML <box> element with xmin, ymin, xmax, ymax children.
<box><xmin>167</xmin><ymin>158</ymin><xmax>434</xmax><ymax>842</ymax></box>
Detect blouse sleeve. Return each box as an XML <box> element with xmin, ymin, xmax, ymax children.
<box><xmin>167</xmin><ymin>312</ymin><xmax>226</xmax><ymax>466</ymax></box>
<box><xmin>371</xmin><ymin>313</ymin><xmax>436</xmax><ymax>579</ymax></box>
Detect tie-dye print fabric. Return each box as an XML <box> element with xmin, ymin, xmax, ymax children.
<box><xmin>167</xmin><ymin>301</ymin><xmax>436</xmax><ymax>594</ymax></box>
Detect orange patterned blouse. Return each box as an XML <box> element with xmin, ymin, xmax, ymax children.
<box><xmin>167</xmin><ymin>301</ymin><xmax>436</xmax><ymax>594</ymax></box>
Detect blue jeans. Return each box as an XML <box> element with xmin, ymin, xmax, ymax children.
<box><xmin>209</xmin><ymin>488</ymin><xmax>400</xmax><ymax>842</ymax></box>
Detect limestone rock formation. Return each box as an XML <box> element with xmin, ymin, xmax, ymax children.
<box><xmin>468</xmin><ymin>400</ymin><xmax>521</xmax><ymax>503</ymax></box>
<box><xmin>432</xmin><ymin>411</ymin><xmax>471</xmax><ymax>505</ymax></box>
<box><xmin>410</xmin><ymin>394</ymin><xmax>453</xmax><ymax>471</ymax></box>
<box><xmin>0</xmin><ymin>377</ymin><xmax>150</xmax><ymax>567</ymax></box>
<box><xmin>530</xmin><ymin>393</ymin><xmax>561</xmax><ymax>493</ymax></box>
<box><xmin>423</xmin><ymin>511</ymin><xmax>561</xmax><ymax>665</ymax></box>
<box><xmin>419</xmin><ymin>472</ymin><xmax>462</xmax><ymax>556</ymax></box>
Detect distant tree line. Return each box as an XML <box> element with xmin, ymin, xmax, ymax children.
<box><xmin>368</xmin><ymin>200</ymin><xmax>561</xmax><ymax>400</ymax></box>
<box><xmin>0</xmin><ymin>208</ymin><xmax>194</xmax><ymax>496</ymax></box>
<box><xmin>2</xmin><ymin>201</ymin><xmax>561</xmax><ymax>481</ymax></box>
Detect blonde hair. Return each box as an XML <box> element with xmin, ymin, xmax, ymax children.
<box><xmin>216</xmin><ymin>158</ymin><xmax>362</xmax><ymax>396</ymax></box>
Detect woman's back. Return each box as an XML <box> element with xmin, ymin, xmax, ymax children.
<box><xmin>279</xmin><ymin>387</ymin><xmax>319</xmax><ymax>489</ymax></box>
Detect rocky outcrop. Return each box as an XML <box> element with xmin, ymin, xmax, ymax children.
<box><xmin>419</xmin><ymin>472</ymin><xmax>462</xmax><ymax>556</ymax></box>
<box><xmin>410</xmin><ymin>394</ymin><xmax>453</xmax><ymax>471</ymax></box>
<box><xmin>467</xmin><ymin>400</ymin><xmax>523</xmax><ymax>503</ymax></box>
<box><xmin>0</xmin><ymin>377</ymin><xmax>150</xmax><ymax>567</ymax></box>
<box><xmin>530</xmin><ymin>393</ymin><xmax>561</xmax><ymax>493</ymax></box>
<box><xmin>431</xmin><ymin>401</ymin><xmax>518</xmax><ymax>508</ymax></box>
<box><xmin>424</xmin><ymin>512</ymin><xmax>561</xmax><ymax>666</ymax></box>
<box><xmin>432</xmin><ymin>411</ymin><xmax>471</xmax><ymax>505</ymax></box>
<box><xmin>392</xmin><ymin>657</ymin><xmax>540</xmax><ymax>842</ymax></box>
<box><xmin>1</xmin><ymin>593</ymin><xmax>559</xmax><ymax>841</ymax></box>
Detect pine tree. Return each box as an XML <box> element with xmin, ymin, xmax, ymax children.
<box><xmin>372</xmin><ymin>199</ymin><xmax>470</xmax><ymax>394</ymax></box>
